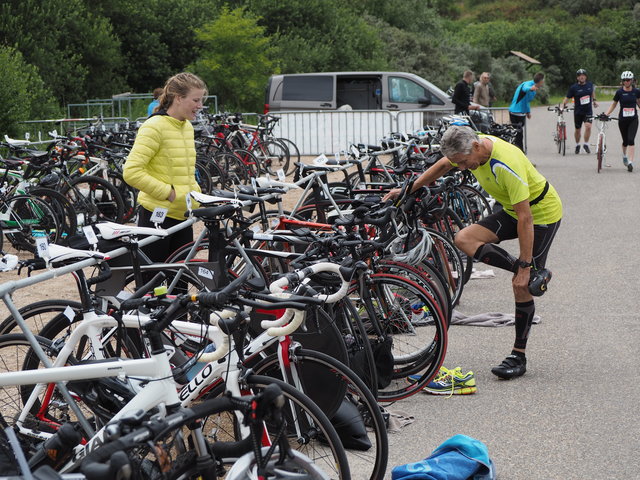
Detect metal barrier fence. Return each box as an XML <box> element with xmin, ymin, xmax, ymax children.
<box><xmin>271</xmin><ymin>107</ymin><xmax>513</xmax><ymax>155</ymax></box>
<box><xmin>12</xmin><ymin>106</ymin><xmax>514</xmax><ymax>155</ymax></box>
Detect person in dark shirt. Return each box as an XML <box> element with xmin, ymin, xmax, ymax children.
<box><xmin>604</xmin><ymin>71</ymin><xmax>640</xmax><ymax>172</ymax></box>
<box><xmin>562</xmin><ymin>69</ymin><xmax>598</xmax><ymax>154</ymax></box>
<box><xmin>452</xmin><ymin>70</ymin><xmax>480</xmax><ymax>115</ymax></box>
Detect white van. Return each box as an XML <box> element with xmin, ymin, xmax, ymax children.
<box><xmin>264</xmin><ymin>71</ymin><xmax>454</xmax><ymax>112</ymax></box>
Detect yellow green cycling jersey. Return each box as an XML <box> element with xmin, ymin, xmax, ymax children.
<box><xmin>449</xmin><ymin>135</ymin><xmax>562</xmax><ymax>224</ymax></box>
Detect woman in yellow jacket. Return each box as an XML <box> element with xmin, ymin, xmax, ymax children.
<box><xmin>123</xmin><ymin>72</ymin><xmax>206</xmax><ymax>261</ymax></box>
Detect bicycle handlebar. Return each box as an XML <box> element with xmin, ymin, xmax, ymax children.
<box><xmin>269</xmin><ymin>262</ymin><xmax>350</xmax><ymax>304</ymax></box>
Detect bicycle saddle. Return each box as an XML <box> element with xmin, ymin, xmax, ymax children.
<box><xmin>94</xmin><ymin>222</ymin><xmax>169</xmax><ymax>240</ymax></box>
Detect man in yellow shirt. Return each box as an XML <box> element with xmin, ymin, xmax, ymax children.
<box><xmin>384</xmin><ymin>126</ymin><xmax>562</xmax><ymax>379</ymax></box>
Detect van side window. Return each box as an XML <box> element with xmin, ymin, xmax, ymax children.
<box><xmin>283</xmin><ymin>76</ymin><xmax>333</xmax><ymax>101</ymax></box>
<box><xmin>389</xmin><ymin>77</ymin><xmax>444</xmax><ymax>105</ymax></box>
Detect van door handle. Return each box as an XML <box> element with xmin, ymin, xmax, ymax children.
<box><xmin>387</xmin><ymin>104</ymin><xmax>399</xmax><ymax>109</ymax></box>
<box><xmin>320</xmin><ymin>103</ymin><xmax>331</xmax><ymax>107</ymax></box>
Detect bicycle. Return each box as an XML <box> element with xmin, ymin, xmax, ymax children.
<box><xmin>547</xmin><ymin>105</ymin><xmax>572</xmax><ymax>156</ymax></box>
<box><xmin>591</xmin><ymin>113</ymin><xmax>618</xmax><ymax>173</ymax></box>
<box><xmin>0</xmin><ymin>260</ymin><xmax>352</xmax><ymax>478</ymax></box>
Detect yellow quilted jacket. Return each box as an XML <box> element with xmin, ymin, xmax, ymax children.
<box><xmin>123</xmin><ymin>115</ymin><xmax>200</xmax><ymax>220</ymax></box>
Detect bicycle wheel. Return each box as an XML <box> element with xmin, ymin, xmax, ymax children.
<box><xmin>256</xmin><ymin>140</ymin><xmax>290</xmax><ymax>176</ymax></box>
<box><xmin>0</xmin><ymin>299</ymin><xmax>83</xmax><ymax>335</ymax></box>
<box><xmin>107</xmin><ymin>172</ymin><xmax>137</xmax><ymax>223</ymax></box>
<box><xmin>457</xmin><ymin>184</ymin><xmax>493</xmax><ymax>224</ymax></box>
<box><xmin>195</xmin><ymin>160</ymin><xmax>213</xmax><ymax>194</ymax></box>
<box><xmin>251</xmin><ymin>348</ymin><xmax>388</xmax><ymax>480</ymax></box>
<box><xmin>424</xmin><ymin>228</ymin><xmax>465</xmax><ymax>306</ymax></box>
<box><xmin>349</xmin><ymin>274</ymin><xmax>448</xmax><ymax>401</ymax></box>
<box><xmin>234</xmin><ymin>148</ymin><xmax>262</xmax><ymax>177</ymax></box>
<box><xmin>556</xmin><ymin>123</ymin><xmax>562</xmax><ymax>154</ymax></box>
<box><xmin>29</xmin><ymin>187</ymin><xmax>78</xmax><ymax>243</ymax></box>
<box><xmin>597</xmin><ymin>134</ymin><xmax>603</xmax><ymax>173</ymax></box>
<box><xmin>62</xmin><ymin>175</ymin><xmax>125</xmax><ymax>225</ymax></box>
<box><xmin>0</xmin><ymin>330</ymin><xmax>141</xmax><ymax>438</ymax></box>
<box><xmin>201</xmin><ymin>375</ymin><xmax>351</xmax><ymax>480</ymax></box>
<box><xmin>2</xmin><ymin>194</ymin><xmax>61</xmax><ymax>252</ymax></box>
<box><xmin>560</xmin><ymin>123</ymin><xmax>566</xmax><ymax>156</ymax></box>
<box><xmin>214</xmin><ymin>152</ymin><xmax>250</xmax><ymax>185</ymax></box>
<box><xmin>277</xmin><ymin>137</ymin><xmax>300</xmax><ymax>175</ymax></box>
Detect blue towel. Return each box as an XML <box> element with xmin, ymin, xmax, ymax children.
<box><xmin>392</xmin><ymin>434</ymin><xmax>496</xmax><ymax>480</ymax></box>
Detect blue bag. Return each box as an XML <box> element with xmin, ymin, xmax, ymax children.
<box><xmin>391</xmin><ymin>434</ymin><xmax>496</xmax><ymax>480</ymax></box>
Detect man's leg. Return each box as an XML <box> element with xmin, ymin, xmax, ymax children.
<box><xmin>455</xmin><ymin>223</ymin><xmax>516</xmax><ymax>272</ymax></box>
<box><xmin>492</xmin><ymin>220</ymin><xmax>561</xmax><ymax>380</ymax></box>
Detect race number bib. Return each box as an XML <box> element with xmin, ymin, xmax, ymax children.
<box><xmin>623</xmin><ymin>107</ymin><xmax>636</xmax><ymax>117</ymax></box>
<box><xmin>150</xmin><ymin>207</ymin><xmax>168</xmax><ymax>224</ymax></box>
<box><xmin>580</xmin><ymin>95</ymin><xmax>590</xmax><ymax>105</ymax></box>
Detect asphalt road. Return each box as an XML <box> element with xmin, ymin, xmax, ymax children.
<box><xmin>385</xmin><ymin>102</ymin><xmax>640</xmax><ymax>480</ymax></box>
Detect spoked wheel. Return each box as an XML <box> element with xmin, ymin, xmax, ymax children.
<box><xmin>597</xmin><ymin>135</ymin><xmax>604</xmax><ymax>173</ymax></box>
<box><xmin>556</xmin><ymin>124</ymin><xmax>562</xmax><ymax>154</ymax></box>
<box><xmin>560</xmin><ymin>123</ymin><xmax>566</xmax><ymax>156</ymax></box>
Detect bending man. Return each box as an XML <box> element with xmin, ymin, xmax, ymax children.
<box><xmin>384</xmin><ymin>126</ymin><xmax>562</xmax><ymax>379</ymax></box>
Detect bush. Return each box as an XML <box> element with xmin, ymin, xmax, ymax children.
<box><xmin>0</xmin><ymin>46</ymin><xmax>59</xmax><ymax>136</ymax></box>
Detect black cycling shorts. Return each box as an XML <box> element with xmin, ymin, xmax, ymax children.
<box><xmin>574</xmin><ymin>113</ymin><xmax>592</xmax><ymax>129</ymax></box>
<box><xmin>618</xmin><ymin>116</ymin><xmax>639</xmax><ymax>147</ymax></box>
<box><xmin>476</xmin><ymin>209</ymin><xmax>561</xmax><ymax>268</ymax></box>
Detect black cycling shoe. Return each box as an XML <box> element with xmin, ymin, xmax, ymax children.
<box><xmin>628</xmin><ymin>162</ymin><xmax>634</xmax><ymax>172</ymax></box>
<box><xmin>491</xmin><ymin>354</ymin><xmax>526</xmax><ymax>379</ymax></box>
<box><xmin>574</xmin><ymin>145</ymin><xmax>580</xmax><ymax>154</ymax></box>
<box><xmin>529</xmin><ymin>268</ymin><xmax>552</xmax><ymax>296</ymax></box>
<box><xmin>583</xmin><ymin>145</ymin><xmax>591</xmax><ymax>154</ymax></box>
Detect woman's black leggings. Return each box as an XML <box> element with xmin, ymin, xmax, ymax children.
<box><xmin>618</xmin><ymin>116</ymin><xmax>638</xmax><ymax>147</ymax></box>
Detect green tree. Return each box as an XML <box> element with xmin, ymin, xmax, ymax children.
<box><xmin>92</xmin><ymin>0</ymin><xmax>218</xmax><ymax>94</ymax></box>
<box><xmin>243</xmin><ymin>0</ymin><xmax>388</xmax><ymax>73</ymax></box>
<box><xmin>0</xmin><ymin>0</ymin><xmax>123</xmax><ymax>104</ymax></box>
<box><xmin>0</xmin><ymin>46</ymin><xmax>59</xmax><ymax>136</ymax></box>
<box><xmin>190</xmin><ymin>6</ymin><xmax>278</xmax><ymax>112</ymax></box>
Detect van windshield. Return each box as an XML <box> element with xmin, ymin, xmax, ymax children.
<box><xmin>389</xmin><ymin>76</ymin><xmax>443</xmax><ymax>105</ymax></box>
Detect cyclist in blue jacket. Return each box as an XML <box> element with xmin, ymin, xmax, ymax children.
<box><xmin>509</xmin><ymin>73</ymin><xmax>545</xmax><ymax>151</ymax></box>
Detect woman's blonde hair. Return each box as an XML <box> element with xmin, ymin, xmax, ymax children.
<box><xmin>155</xmin><ymin>72</ymin><xmax>207</xmax><ymax>113</ymax></box>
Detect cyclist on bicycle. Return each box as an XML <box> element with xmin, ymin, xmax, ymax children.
<box><xmin>562</xmin><ymin>69</ymin><xmax>598</xmax><ymax>154</ymax></box>
<box><xmin>603</xmin><ymin>70</ymin><xmax>640</xmax><ymax>172</ymax></box>
<box><xmin>384</xmin><ymin>126</ymin><xmax>562</xmax><ymax>380</ymax></box>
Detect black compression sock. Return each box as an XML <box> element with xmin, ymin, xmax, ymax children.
<box><xmin>514</xmin><ymin>300</ymin><xmax>535</xmax><ymax>351</ymax></box>
<box><xmin>473</xmin><ymin>244</ymin><xmax>517</xmax><ymax>272</ymax></box>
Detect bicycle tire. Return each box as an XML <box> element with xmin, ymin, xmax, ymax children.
<box><xmin>561</xmin><ymin>124</ymin><xmax>566</xmax><ymax>156</ymax></box>
<box><xmin>200</xmin><ymin>375</ymin><xmax>351</xmax><ymax>480</ymax></box>
<box><xmin>2</xmin><ymin>194</ymin><xmax>61</xmax><ymax>252</ymax></box>
<box><xmin>250</xmin><ymin>348</ymin><xmax>388</xmax><ymax>480</ymax></box>
<box><xmin>213</xmin><ymin>152</ymin><xmax>250</xmax><ymax>186</ymax></box>
<box><xmin>62</xmin><ymin>175</ymin><xmax>125</xmax><ymax>225</ymax></box>
<box><xmin>423</xmin><ymin>228</ymin><xmax>465</xmax><ymax>306</ymax></box>
<box><xmin>377</xmin><ymin>260</ymin><xmax>451</xmax><ymax>327</ymax></box>
<box><xmin>232</xmin><ymin>148</ymin><xmax>262</xmax><ymax>177</ymax></box>
<box><xmin>348</xmin><ymin>274</ymin><xmax>448</xmax><ymax>401</ymax></box>
<box><xmin>597</xmin><ymin>134</ymin><xmax>603</xmax><ymax>173</ymax></box>
<box><xmin>28</xmin><ymin>187</ymin><xmax>78</xmax><ymax>243</ymax></box>
<box><xmin>195</xmin><ymin>160</ymin><xmax>213</xmax><ymax>194</ymax></box>
<box><xmin>258</xmin><ymin>139</ymin><xmax>290</xmax><ymax>176</ymax></box>
<box><xmin>456</xmin><ymin>184</ymin><xmax>493</xmax><ymax>224</ymax></box>
<box><xmin>0</xmin><ymin>299</ymin><xmax>83</xmax><ymax>336</ymax></box>
<box><xmin>106</xmin><ymin>171</ymin><xmax>137</xmax><ymax>223</ymax></box>
<box><xmin>277</xmin><ymin>137</ymin><xmax>300</xmax><ymax>175</ymax></box>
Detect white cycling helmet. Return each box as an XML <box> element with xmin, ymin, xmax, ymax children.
<box><xmin>621</xmin><ymin>70</ymin><xmax>634</xmax><ymax>80</ymax></box>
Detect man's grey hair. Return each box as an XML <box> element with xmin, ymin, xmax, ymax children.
<box><xmin>440</xmin><ymin>126</ymin><xmax>480</xmax><ymax>157</ymax></box>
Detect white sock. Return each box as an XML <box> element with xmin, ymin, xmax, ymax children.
<box><xmin>583</xmin><ymin>142</ymin><xmax>589</xmax><ymax>147</ymax></box>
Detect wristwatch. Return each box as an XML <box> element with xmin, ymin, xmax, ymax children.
<box><xmin>515</xmin><ymin>259</ymin><xmax>532</xmax><ymax>269</ymax></box>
